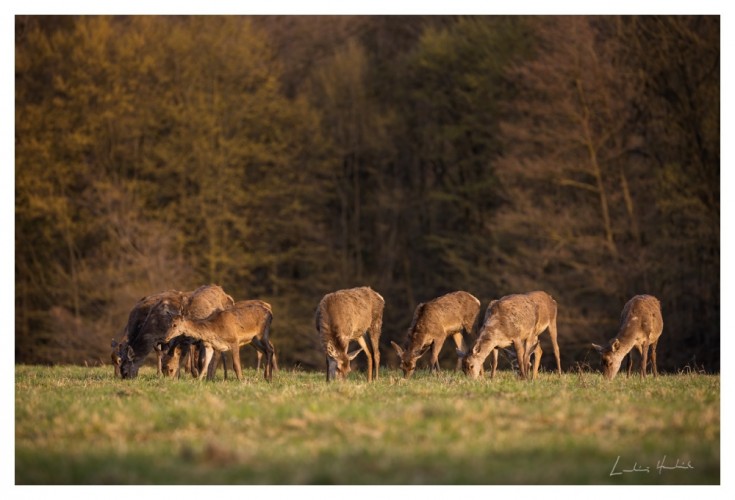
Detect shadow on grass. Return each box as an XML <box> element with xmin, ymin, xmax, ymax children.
<box><xmin>17</xmin><ymin>441</ymin><xmax>719</xmax><ymax>485</ymax></box>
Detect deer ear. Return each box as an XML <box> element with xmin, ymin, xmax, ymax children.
<box><xmin>591</xmin><ymin>343</ymin><xmax>604</xmax><ymax>353</ymax></box>
<box><xmin>347</xmin><ymin>348</ymin><xmax>363</xmax><ymax>361</ymax></box>
<box><xmin>126</xmin><ymin>345</ymin><xmax>135</xmax><ymax>360</ymax></box>
<box><xmin>456</xmin><ymin>349</ymin><xmax>467</xmax><ymax>358</ymax></box>
<box><xmin>390</xmin><ymin>341</ymin><xmax>404</xmax><ymax>357</ymax></box>
<box><xmin>611</xmin><ymin>339</ymin><xmax>621</xmax><ymax>352</ymax></box>
<box><xmin>111</xmin><ymin>339</ymin><xmax>118</xmax><ymax>348</ymax></box>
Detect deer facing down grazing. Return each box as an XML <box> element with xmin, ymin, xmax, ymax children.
<box><xmin>457</xmin><ymin>291</ymin><xmax>561</xmax><ymax>380</ymax></box>
<box><xmin>316</xmin><ymin>286</ymin><xmax>384</xmax><ymax>382</ymax></box>
<box><xmin>164</xmin><ymin>300</ymin><xmax>275</xmax><ymax>382</ymax></box>
<box><xmin>592</xmin><ymin>295</ymin><xmax>663</xmax><ymax>380</ymax></box>
<box><xmin>161</xmin><ymin>284</ymin><xmax>234</xmax><ymax>380</ymax></box>
<box><xmin>119</xmin><ymin>290</ymin><xmax>188</xmax><ymax>379</ymax></box>
<box><xmin>391</xmin><ymin>291</ymin><xmax>481</xmax><ymax>378</ymax></box>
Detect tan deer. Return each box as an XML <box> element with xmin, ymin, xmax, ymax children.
<box><xmin>162</xmin><ymin>301</ymin><xmax>276</xmax><ymax>379</ymax></box>
<box><xmin>161</xmin><ymin>284</ymin><xmax>235</xmax><ymax>380</ymax></box>
<box><xmin>592</xmin><ymin>294</ymin><xmax>663</xmax><ymax>380</ymax></box>
<box><xmin>315</xmin><ymin>286</ymin><xmax>384</xmax><ymax>382</ymax></box>
<box><xmin>164</xmin><ymin>300</ymin><xmax>275</xmax><ymax>381</ymax></box>
<box><xmin>457</xmin><ymin>291</ymin><xmax>561</xmax><ymax>380</ymax></box>
<box><xmin>390</xmin><ymin>291</ymin><xmax>481</xmax><ymax>378</ymax></box>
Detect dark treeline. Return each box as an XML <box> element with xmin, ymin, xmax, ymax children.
<box><xmin>15</xmin><ymin>16</ymin><xmax>719</xmax><ymax>372</ymax></box>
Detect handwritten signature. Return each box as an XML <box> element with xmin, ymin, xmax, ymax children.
<box><xmin>610</xmin><ymin>455</ymin><xmax>695</xmax><ymax>476</ymax></box>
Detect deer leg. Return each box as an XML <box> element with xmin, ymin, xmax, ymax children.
<box><xmin>368</xmin><ymin>316</ymin><xmax>383</xmax><ymax>380</ymax></box>
<box><xmin>206</xmin><ymin>351</ymin><xmax>219</xmax><ymax>381</ymax></box>
<box><xmin>522</xmin><ymin>338</ymin><xmax>537</xmax><ymax>378</ymax></box>
<box><xmin>640</xmin><ymin>343</ymin><xmax>649</xmax><ymax>378</ymax></box>
<box><xmin>430</xmin><ymin>337</ymin><xmax>447</xmax><ymax>373</ymax></box>
<box><xmin>548</xmin><ymin>316</ymin><xmax>562</xmax><ymax>375</ymax></box>
<box><xmin>369</xmin><ymin>331</ymin><xmax>380</xmax><ymax>381</ymax></box>
<box><xmin>532</xmin><ymin>344</ymin><xmax>542</xmax><ymax>380</ymax></box>
<box><xmin>250</xmin><ymin>338</ymin><xmax>272</xmax><ymax>381</ymax></box>
<box><xmin>626</xmin><ymin>352</ymin><xmax>633</xmax><ymax>378</ymax></box>
<box><xmin>256</xmin><ymin>351</ymin><xmax>262</xmax><ymax>372</ymax></box>
<box><xmin>231</xmin><ymin>344</ymin><xmax>243</xmax><ymax>381</ymax></box>
<box><xmin>190</xmin><ymin>344</ymin><xmax>200</xmax><ymax>378</ymax></box>
<box><xmin>651</xmin><ymin>340</ymin><xmax>659</xmax><ymax>377</ymax></box>
<box><xmin>180</xmin><ymin>343</ymin><xmax>192</xmax><ymax>379</ymax></box>
<box><xmin>264</xmin><ymin>340</ymin><xmax>275</xmax><ymax>382</ymax></box>
<box><xmin>155</xmin><ymin>345</ymin><xmax>163</xmax><ymax>376</ymax></box>
<box><xmin>357</xmin><ymin>336</ymin><xmax>373</xmax><ymax>382</ymax></box>
<box><xmin>513</xmin><ymin>339</ymin><xmax>528</xmax><ymax>380</ymax></box>
<box><xmin>271</xmin><ymin>348</ymin><xmax>279</xmax><ymax>372</ymax></box>
<box><xmin>198</xmin><ymin>346</ymin><xmax>214</xmax><ymax>381</ymax></box>
<box><xmin>451</xmin><ymin>332</ymin><xmax>465</xmax><ymax>371</ymax></box>
<box><xmin>490</xmin><ymin>348</ymin><xmax>498</xmax><ymax>379</ymax></box>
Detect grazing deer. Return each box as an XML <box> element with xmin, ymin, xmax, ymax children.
<box><xmin>592</xmin><ymin>295</ymin><xmax>663</xmax><ymax>380</ymax></box>
<box><xmin>457</xmin><ymin>291</ymin><xmax>561</xmax><ymax>380</ymax></box>
<box><xmin>119</xmin><ymin>290</ymin><xmax>189</xmax><ymax>379</ymax></box>
<box><xmin>390</xmin><ymin>291</ymin><xmax>481</xmax><ymax>378</ymax></box>
<box><xmin>162</xmin><ymin>285</ymin><xmax>235</xmax><ymax>380</ymax></box>
<box><xmin>164</xmin><ymin>300</ymin><xmax>275</xmax><ymax>381</ymax></box>
<box><xmin>161</xmin><ymin>337</ymin><xmax>207</xmax><ymax>378</ymax></box>
<box><xmin>316</xmin><ymin>286</ymin><xmax>384</xmax><ymax>382</ymax></box>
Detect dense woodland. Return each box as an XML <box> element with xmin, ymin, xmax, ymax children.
<box><xmin>15</xmin><ymin>16</ymin><xmax>719</xmax><ymax>372</ymax></box>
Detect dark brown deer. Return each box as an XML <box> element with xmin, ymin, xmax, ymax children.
<box><xmin>457</xmin><ymin>291</ymin><xmax>561</xmax><ymax>380</ymax></box>
<box><xmin>390</xmin><ymin>291</ymin><xmax>481</xmax><ymax>378</ymax></box>
<box><xmin>316</xmin><ymin>286</ymin><xmax>384</xmax><ymax>382</ymax></box>
<box><xmin>592</xmin><ymin>294</ymin><xmax>663</xmax><ymax>380</ymax></box>
<box><xmin>119</xmin><ymin>290</ymin><xmax>189</xmax><ymax>379</ymax></box>
<box><xmin>112</xmin><ymin>338</ymin><xmax>161</xmax><ymax>377</ymax></box>
<box><xmin>164</xmin><ymin>300</ymin><xmax>275</xmax><ymax>381</ymax></box>
<box><xmin>161</xmin><ymin>284</ymin><xmax>235</xmax><ymax>380</ymax></box>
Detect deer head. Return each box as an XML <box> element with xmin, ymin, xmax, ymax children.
<box><xmin>326</xmin><ymin>344</ymin><xmax>362</xmax><ymax>382</ymax></box>
<box><xmin>119</xmin><ymin>344</ymin><xmax>139</xmax><ymax>379</ymax></box>
<box><xmin>457</xmin><ymin>347</ymin><xmax>484</xmax><ymax>380</ymax></box>
<box><xmin>161</xmin><ymin>344</ymin><xmax>182</xmax><ymax>378</ymax></box>
<box><xmin>592</xmin><ymin>339</ymin><xmax>623</xmax><ymax>380</ymax></box>
<box><xmin>391</xmin><ymin>341</ymin><xmax>430</xmax><ymax>378</ymax></box>
<box><xmin>165</xmin><ymin>315</ymin><xmax>187</xmax><ymax>342</ymax></box>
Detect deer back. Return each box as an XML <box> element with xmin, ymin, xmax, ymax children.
<box><xmin>616</xmin><ymin>295</ymin><xmax>663</xmax><ymax>346</ymax></box>
<box><xmin>184</xmin><ymin>284</ymin><xmax>234</xmax><ymax>320</ymax></box>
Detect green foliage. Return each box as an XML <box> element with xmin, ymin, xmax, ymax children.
<box><xmin>15</xmin><ymin>366</ymin><xmax>719</xmax><ymax>484</ymax></box>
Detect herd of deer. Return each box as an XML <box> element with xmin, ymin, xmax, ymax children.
<box><xmin>112</xmin><ymin>284</ymin><xmax>664</xmax><ymax>382</ymax></box>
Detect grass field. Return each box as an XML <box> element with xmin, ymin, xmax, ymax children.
<box><xmin>15</xmin><ymin>364</ymin><xmax>719</xmax><ymax>485</ymax></box>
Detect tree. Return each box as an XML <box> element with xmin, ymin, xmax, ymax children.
<box><xmin>494</xmin><ymin>16</ymin><xmax>719</xmax><ymax>370</ymax></box>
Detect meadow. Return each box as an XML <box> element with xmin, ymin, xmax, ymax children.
<box><xmin>15</xmin><ymin>364</ymin><xmax>719</xmax><ymax>485</ymax></box>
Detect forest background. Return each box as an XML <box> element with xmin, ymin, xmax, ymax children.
<box><xmin>14</xmin><ymin>15</ymin><xmax>720</xmax><ymax>373</ymax></box>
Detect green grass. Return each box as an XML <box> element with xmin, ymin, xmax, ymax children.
<box><xmin>15</xmin><ymin>365</ymin><xmax>719</xmax><ymax>484</ymax></box>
